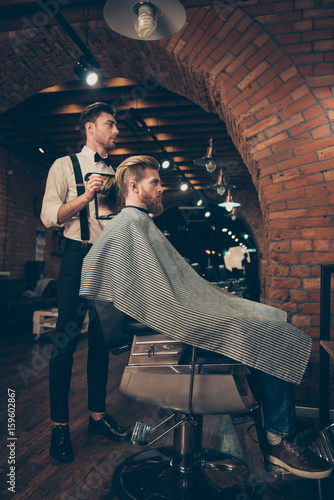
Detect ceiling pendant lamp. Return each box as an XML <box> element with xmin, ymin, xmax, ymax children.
<box><xmin>218</xmin><ymin>190</ymin><xmax>241</xmax><ymax>212</ymax></box>
<box><xmin>103</xmin><ymin>0</ymin><xmax>187</xmax><ymax>41</ymax></box>
<box><xmin>206</xmin><ymin>168</ymin><xmax>235</xmax><ymax>196</ymax></box>
<box><xmin>193</xmin><ymin>137</ymin><xmax>217</xmax><ymax>173</ymax></box>
<box><xmin>224</xmin><ymin>207</ymin><xmax>239</xmax><ymax>221</ymax></box>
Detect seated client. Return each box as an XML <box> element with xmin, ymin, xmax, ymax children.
<box><xmin>80</xmin><ymin>155</ymin><xmax>332</xmax><ymax>480</ymax></box>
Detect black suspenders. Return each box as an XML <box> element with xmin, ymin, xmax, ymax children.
<box><xmin>69</xmin><ymin>154</ymin><xmax>90</xmax><ymax>242</ymax></box>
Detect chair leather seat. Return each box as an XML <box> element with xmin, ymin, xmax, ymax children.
<box><xmin>90</xmin><ymin>299</ymin><xmax>258</xmax><ymax>416</ymax></box>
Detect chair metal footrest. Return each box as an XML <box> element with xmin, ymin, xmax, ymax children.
<box><xmin>131</xmin><ymin>413</ymin><xmax>179</xmax><ymax>446</ymax></box>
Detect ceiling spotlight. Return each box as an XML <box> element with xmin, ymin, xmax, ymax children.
<box><xmin>103</xmin><ymin>0</ymin><xmax>187</xmax><ymax>41</ymax></box>
<box><xmin>160</xmin><ymin>155</ymin><xmax>173</xmax><ymax>171</ymax></box>
<box><xmin>194</xmin><ymin>137</ymin><xmax>217</xmax><ymax>173</ymax></box>
<box><xmin>73</xmin><ymin>57</ymin><xmax>99</xmax><ymax>86</ymax></box>
<box><xmin>179</xmin><ymin>179</ymin><xmax>189</xmax><ymax>191</ymax></box>
<box><xmin>161</xmin><ymin>159</ymin><xmax>170</xmax><ymax>169</ymax></box>
<box><xmin>218</xmin><ymin>191</ymin><xmax>241</xmax><ymax>212</ymax></box>
<box><xmin>192</xmin><ymin>192</ymin><xmax>204</xmax><ymax>207</ymax></box>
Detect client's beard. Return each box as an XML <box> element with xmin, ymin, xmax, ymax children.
<box><xmin>141</xmin><ymin>193</ymin><xmax>163</xmax><ymax>216</ymax></box>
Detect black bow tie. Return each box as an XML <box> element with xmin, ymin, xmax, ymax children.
<box><xmin>94</xmin><ymin>152</ymin><xmax>112</xmax><ymax>167</ymax></box>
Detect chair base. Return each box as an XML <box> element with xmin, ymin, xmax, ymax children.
<box><xmin>113</xmin><ymin>446</ymin><xmax>254</xmax><ymax>500</ymax></box>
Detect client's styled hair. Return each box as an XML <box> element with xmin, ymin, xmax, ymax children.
<box><xmin>115</xmin><ymin>155</ymin><xmax>160</xmax><ymax>197</ymax></box>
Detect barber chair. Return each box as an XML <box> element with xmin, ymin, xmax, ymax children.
<box><xmin>90</xmin><ymin>300</ymin><xmax>263</xmax><ymax>500</ymax></box>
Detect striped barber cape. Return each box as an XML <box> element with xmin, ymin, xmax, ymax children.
<box><xmin>80</xmin><ymin>206</ymin><xmax>312</xmax><ymax>385</ymax></box>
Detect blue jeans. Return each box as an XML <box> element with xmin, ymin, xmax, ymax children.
<box><xmin>250</xmin><ymin>369</ymin><xmax>297</xmax><ymax>437</ymax></box>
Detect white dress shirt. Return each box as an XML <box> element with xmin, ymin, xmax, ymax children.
<box><xmin>40</xmin><ymin>146</ymin><xmax>115</xmax><ymax>244</ymax></box>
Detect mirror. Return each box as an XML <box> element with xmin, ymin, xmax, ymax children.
<box><xmin>85</xmin><ymin>173</ymin><xmax>118</xmax><ymax>220</ymax></box>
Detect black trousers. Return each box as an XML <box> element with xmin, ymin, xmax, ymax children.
<box><xmin>49</xmin><ymin>239</ymin><xmax>109</xmax><ymax>423</ymax></box>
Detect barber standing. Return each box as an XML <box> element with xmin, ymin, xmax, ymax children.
<box><xmin>41</xmin><ymin>102</ymin><xmax>130</xmax><ymax>463</ymax></box>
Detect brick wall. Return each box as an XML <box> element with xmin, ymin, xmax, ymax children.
<box><xmin>0</xmin><ymin>147</ymin><xmax>60</xmax><ymax>280</ymax></box>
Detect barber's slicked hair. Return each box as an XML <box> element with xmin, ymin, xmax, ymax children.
<box><xmin>115</xmin><ymin>155</ymin><xmax>160</xmax><ymax>197</ymax></box>
<box><xmin>79</xmin><ymin>102</ymin><xmax>116</xmax><ymax>140</ymax></box>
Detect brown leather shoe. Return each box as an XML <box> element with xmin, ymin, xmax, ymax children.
<box><xmin>265</xmin><ymin>437</ymin><xmax>332</xmax><ymax>479</ymax></box>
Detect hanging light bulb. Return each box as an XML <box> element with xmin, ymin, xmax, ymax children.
<box><xmin>218</xmin><ymin>191</ymin><xmax>241</xmax><ymax>212</ymax></box>
<box><xmin>205</xmin><ymin>169</ymin><xmax>236</xmax><ymax>195</ymax></box>
<box><xmin>205</xmin><ymin>158</ymin><xmax>217</xmax><ymax>173</ymax></box>
<box><xmin>204</xmin><ymin>138</ymin><xmax>216</xmax><ymax>173</ymax></box>
<box><xmin>194</xmin><ymin>137</ymin><xmax>217</xmax><ymax>173</ymax></box>
<box><xmin>103</xmin><ymin>0</ymin><xmax>186</xmax><ymax>41</ymax></box>
<box><xmin>134</xmin><ymin>3</ymin><xmax>158</xmax><ymax>39</ymax></box>
<box><xmin>225</xmin><ymin>200</ymin><xmax>234</xmax><ymax>212</ymax></box>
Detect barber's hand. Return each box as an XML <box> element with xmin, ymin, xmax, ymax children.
<box><xmin>84</xmin><ymin>174</ymin><xmax>104</xmax><ymax>203</ymax></box>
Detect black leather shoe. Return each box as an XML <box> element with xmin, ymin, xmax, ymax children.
<box><xmin>50</xmin><ymin>424</ymin><xmax>74</xmax><ymax>462</ymax></box>
<box><xmin>88</xmin><ymin>414</ymin><xmax>131</xmax><ymax>442</ymax></box>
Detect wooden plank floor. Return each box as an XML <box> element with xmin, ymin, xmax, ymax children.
<box><xmin>0</xmin><ymin>326</ymin><xmax>333</xmax><ymax>500</ymax></box>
